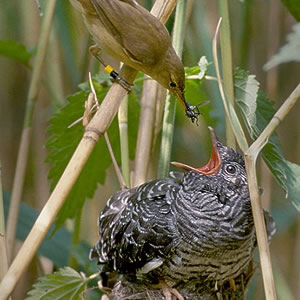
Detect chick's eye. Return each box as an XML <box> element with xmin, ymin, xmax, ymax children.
<box><xmin>225</xmin><ymin>164</ymin><xmax>236</xmax><ymax>174</ymax></box>
<box><xmin>169</xmin><ymin>81</ymin><xmax>177</xmax><ymax>88</ymax></box>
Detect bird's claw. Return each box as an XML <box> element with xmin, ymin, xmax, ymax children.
<box><xmin>89</xmin><ymin>45</ymin><xmax>132</xmax><ymax>93</ymax></box>
<box><xmin>111</xmin><ymin>74</ymin><xmax>132</xmax><ymax>93</ymax></box>
<box><xmin>162</xmin><ymin>285</ymin><xmax>185</xmax><ymax>300</ymax></box>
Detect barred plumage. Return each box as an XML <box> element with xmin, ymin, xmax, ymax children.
<box><xmin>90</xmin><ymin>127</ymin><xmax>275</xmax><ymax>298</ymax></box>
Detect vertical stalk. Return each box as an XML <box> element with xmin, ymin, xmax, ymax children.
<box><xmin>158</xmin><ymin>0</ymin><xmax>187</xmax><ymax>178</ymax></box>
<box><xmin>118</xmin><ymin>96</ymin><xmax>130</xmax><ymax>187</ymax></box>
<box><xmin>132</xmin><ymin>80</ymin><xmax>158</xmax><ymax>187</ymax></box>
<box><xmin>0</xmin><ymin>161</ymin><xmax>9</xmax><ymax>280</ymax></box>
<box><xmin>217</xmin><ymin>0</ymin><xmax>236</xmax><ymax>148</ymax></box>
<box><xmin>244</xmin><ymin>156</ymin><xmax>277</xmax><ymax>300</ymax></box>
<box><xmin>6</xmin><ymin>0</ymin><xmax>57</xmax><ymax>263</ymax></box>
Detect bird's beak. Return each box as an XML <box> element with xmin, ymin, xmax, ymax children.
<box><xmin>171</xmin><ymin>127</ymin><xmax>221</xmax><ymax>175</ymax></box>
<box><xmin>173</xmin><ymin>89</ymin><xmax>187</xmax><ymax>111</ymax></box>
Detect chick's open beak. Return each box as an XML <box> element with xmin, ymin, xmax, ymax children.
<box><xmin>171</xmin><ymin>127</ymin><xmax>221</xmax><ymax>175</ymax></box>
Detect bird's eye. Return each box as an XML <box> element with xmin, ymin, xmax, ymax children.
<box><xmin>225</xmin><ymin>164</ymin><xmax>236</xmax><ymax>174</ymax></box>
<box><xmin>169</xmin><ymin>82</ymin><xmax>177</xmax><ymax>88</ymax></box>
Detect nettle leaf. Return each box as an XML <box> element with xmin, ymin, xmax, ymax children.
<box><xmin>46</xmin><ymin>78</ymin><xmax>139</xmax><ymax>228</ymax></box>
<box><xmin>26</xmin><ymin>267</ymin><xmax>92</xmax><ymax>300</ymax></box>
<box><xmin>264</xmin><ymin>23</ymin><xmax>300</xmax><ymax>70</ymax></box>
<box><xmin>234</xmin><ymin>68</ymin><xmax>300</xmax><ymax>211</ymax></box>
<box><xmin>0</xmin><ymin>40</ymin><xmax>33</xmax><ymax>66</ymax></box>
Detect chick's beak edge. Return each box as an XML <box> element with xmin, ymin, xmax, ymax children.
<box><xmin>171</xmin><ymin>127</ymin><xmax>221</xmax><ymax>175</ymax></box>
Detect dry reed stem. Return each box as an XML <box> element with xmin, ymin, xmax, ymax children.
<box><xmin>118</xmin><ymin>96</ymin><xmax>131</xmax><ymax>187</ymax></box>
<box><xmin>6</xmin><ymin>129</ymin><xmax>31</xmax><ymax>263</ymax></box>
<box><xmin>0</xmin><ymin>1</ymin><xmax>178</xmax><ymax>298</ymax></box>
<box><xmin>212</xmin><ymin>18</ymin><xmax>248</xmax><ymax>152</ymax></box>
<box><xmin>133</xmin><ymin>80</ymin><xmax>159</xmax><ymax>187</ymax></box>
<box><xmin>6</xmin><ymin>0</ymin><xmax>57</xmax><ymax>263</ymax></box>
<box><xmin>217</xmin><ymin>0</ymin><xmax>236</xmax><ymax>149</ymax></box>
<box><xmin>0</xmin><ymin>161</ymin><xmax>9</xmax><ymax>280</ymax></box>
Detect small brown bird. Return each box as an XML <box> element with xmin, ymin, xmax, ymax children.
<box><xmin>70</xmin><ymin>0</ymin><xmax>201</xmax><ymax>122</ymax></box>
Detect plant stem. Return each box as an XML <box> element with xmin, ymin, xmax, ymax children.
<box><xmin>118</xmin><ymin>96</ymin><xmax>130</xmax><ymax>187</ymax></box>
<box><xmin>212</xmin><ymin>19</ymin><xmax>248</xmax><ymax>152</ymax></box>
<box><xmin>132</xmin><ymin>80</ymin><xmax>158</xmax><ymax>187</ymax></box>
<box><xmin>105</xmin><ymin>132</ymin><xmax>127</xmax><ymax>190</ymax></box>
<box><xmin>6</xmin><ymin>0</ymin><xmax>57</xmax><ymax>264</ymax></box>
<box><xmin>0</xmin><ymin>161</ymin><xmax>9</xmax><ymax>280</ymax></box>
<box><xmin>244</xmin><ymin>155</ymin><xmax>277</xmax><ymax>300</ymax></box>
<box><xmin>158</xmin><ymin>0</ymin><xmax>187</xmax><ymax>178</ymax></box>
<box><xmin>217</xmin><ymin>0</ymin><xmax>236</xmax><ymax>148</ymax></box>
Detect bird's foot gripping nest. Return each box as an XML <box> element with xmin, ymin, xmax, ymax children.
<box><xmin>105</xmin><ymin>279</ymin><xmax>192</xmax><ymax>300</ymax></box>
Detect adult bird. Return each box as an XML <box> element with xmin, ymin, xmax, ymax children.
<box><xmin>90</xmin><ymin>127</ymin><xmax>275</xmax><ymax>299</ymax></box>
<box><xmin>70</xmin><ymin>0</ymin><xmax>201</xmax><ymax>123</ymax></box>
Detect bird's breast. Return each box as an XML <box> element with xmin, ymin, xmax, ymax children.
<box><xmin>156</xmin><ymin>236</ymin><xmax>255</xmax><ymax>286</ymax></box>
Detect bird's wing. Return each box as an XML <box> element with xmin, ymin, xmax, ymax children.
<box><xmin>90</xmin><ymin>0</ymin><xmax>170</xmax><ymax>65</ymax></box>
<box><xmin>92</xmin><ymin>178</ymin><xmax>180</xmax><ymax>274</ymax></box>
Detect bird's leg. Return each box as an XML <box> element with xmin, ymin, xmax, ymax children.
<box><xmin>152</xmin><ymin>281</ymin><xmax>184</xmax><ymax>300</ymax></box>
<box><xmin>89</xmin><ymin>45</ymin><xmax>132</xmax><ymax>92</ymax></box>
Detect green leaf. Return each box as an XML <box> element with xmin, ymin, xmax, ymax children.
<box><xmin>26</xmin><ymin>267</ymin><xmax>91</xmax><ymax>300</ymax></box>
<box><xmin>46</xmin><ymin>77</ymin><xmax>139</xmax><ymax>228</ymax></box>
<box><xmin>234</xmin><ymin>68</ymin><xmax>300</xmax><ymax>211</ymax></box>
<box><xmin>185</xmin><ymin>56</ymin><xmax>209</xmax><ymax>80</ymax></box>
<box><xmin>0</xmin><ymin>40</ymin><xmax>33</xmax><ymax>66</ymax></box>
<box><xmin>264</xmin><ymin>23</ymin><xmax>300</xmax><ymax>70</ymax></box>
<box><xmin>234</xmin><ymin>68</ymin><xmax>259</xmax><ymax>128</ymax></box>
<box><xmin>280</xmin><ymin>0</ymin><xmax>300</xmax><ymax>20</ymax></box>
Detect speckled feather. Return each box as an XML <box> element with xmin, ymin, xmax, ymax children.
<box><xmin>90</xmin><ymin>131</ymin><xmax>275</xmax><ymax>298</ymax></box>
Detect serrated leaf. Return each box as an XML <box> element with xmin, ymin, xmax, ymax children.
<box><xmin>0</xmin><ymin>40</ymin><xmax>33</xmax><ymax>66</ymax></box>
<box><xmin>264</xmin><ymin>23</ymin><xmax>300</xmax><ymax>70</ymax></box>
<box><xmin>26</xmin><ymin>267</ymin><xmax>90</xmax><ymax>300</ymax></box>
<box><xmin>234</xmin><ymin>68</ymin><xmax>300</xmax><ymax>211</ymax></box>
<box><xmin>46</xmin><ymin>78</ymin><xmax>139</xmax><ymax>228</ymax></box>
